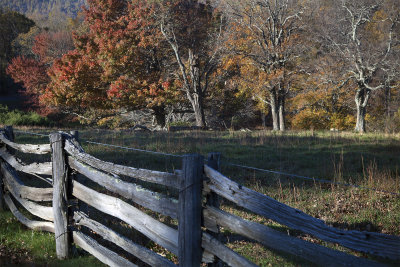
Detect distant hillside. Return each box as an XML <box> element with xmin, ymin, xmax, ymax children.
<box><xmin>0</xmin><ymin>0</ymin><xmax>86</xmax><ymax>18</ymax></box>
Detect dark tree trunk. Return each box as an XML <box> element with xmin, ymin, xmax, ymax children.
<box><xmin>261</xmin><ymin>112</ymin><xmax>267</xmax><ymax>128</ymax></box>
<box><xmin>153</xmin><ymin>106</ymin><xmax>166</xmax><ymax>127</ymax></box>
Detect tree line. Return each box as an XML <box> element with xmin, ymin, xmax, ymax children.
<box><xmin>4</xmin><ymin>0</ymin><xmax>400</xmax><ymax>132</ymax></box>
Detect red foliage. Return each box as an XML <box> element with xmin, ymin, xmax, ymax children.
<box><xmin>44</xmin><ymin>0</ymin><xmax>179</xmax><ymax>115</ymax></box>
<box><xmin>7</xmin><ymin>30</ymin><xmax>74</xmax><ymax>115</ymax></box>
<box><xmin>6</xmin><ymin>56</ymin><xmax>52</xmax><ymax>115</ymax></box>
<box><xmin>32</xmin><ymin>31</ymin><xmax>74</xmax><ymax>65</ymax></box>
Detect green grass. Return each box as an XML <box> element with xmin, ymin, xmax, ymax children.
<box><xmin>1</xmin><ymin>128</ymin><xmax>399</xmax><ymax>266</ymax></box>
<box><xmin>0</xmin><ymin>212</ymin><xmax>102</xmax><ymax>266</ymax></box>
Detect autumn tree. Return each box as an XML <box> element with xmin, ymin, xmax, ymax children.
<box><xmin>159</xmin><ymin>0</ymin><xmax>226</xmax><ymax>127</ymax></box>
<box><xmin>223</xmin><ymin>0</ymin><xmax>306</xmax><ymax>131</ymax></box>
<box><xmin>289</xmin><ymin>57</ymin><xmax>355</xmax><ymax>130</ymax></box>
<box><xmin>317</xmin><ymin>0</ymin><xmax>400</xmax><ymax>133</ymax></box>
<box><xmin>7</xmin><ymin>30</ymin><xmax>74</xmax><ymax>114</ymax></box>
<box><xmin>44</xmin><ymin>0</ymin><xmax>179</xmax><ymax>126</ymax></box>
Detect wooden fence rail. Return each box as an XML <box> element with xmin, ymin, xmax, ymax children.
<box><xmin>0</xmin><ymin>126</ymin><xmax>398</xmax><ymax>267</ymax></box>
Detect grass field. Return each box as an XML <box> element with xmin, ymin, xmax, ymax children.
<box><xmin>1</xmin><ymin>128</ymin><xmax>399</xmax><ymax>266</ymax></box>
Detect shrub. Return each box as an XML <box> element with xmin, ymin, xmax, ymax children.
<box><xmin>0</xmin><ymin>105</ymin><xmax>50</xmax><ymax>126</ymax></box>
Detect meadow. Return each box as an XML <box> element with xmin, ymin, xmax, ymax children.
<box><xmin>1</xmin><ymin>128</ymin><xmax>399</xmax><ymax>266</ymax></box>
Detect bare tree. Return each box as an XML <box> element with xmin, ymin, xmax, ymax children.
<box><xmin>318</xmin><ymin>0</ymin><xmax>400</xmax><ymax>133</ymax></box>
<box><xmin>160</xmin><ymin>0</ymin><xmax>225</xmax><ymax>127</ymax></box>
<box><xmin>223</xmin><ymin>0</ymin><xmax>306</xmax><ymax>131</ymax></box>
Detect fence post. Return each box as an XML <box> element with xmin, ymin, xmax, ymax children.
<box><xmin>179</xmin><ymin>154</ymin><xmax>204</xmax><ymax>267</ymax></box>
<box><xmin>206</xmin><ymin>152</ymin><xmax>222</xmax><ymax>267</ymax></box>
<box><xmin>50</xmin><ymin>133</ymin><xmax>70</xmax><ymax>259</ymax></box>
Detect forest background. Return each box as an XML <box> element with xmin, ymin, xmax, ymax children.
<box><xmin>0</xmin><ymin>0</ymin><xmax>399</xmax><ymax>133</ymax></box>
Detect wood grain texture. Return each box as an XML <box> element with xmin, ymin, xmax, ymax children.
<box><xmin>50</xmin><ymin>133</ymin><xmax>69</xmax><ymax>259</ymax></box>
<box><xmin>204</xmin><ymin>165</ymin><xmax>400</xmax><ymax>260</ymax></box>
<box><xmin>74</xmin><ymin>211</ymin><xmax>177</xmax><ymax>267</ymax></box>
<box><xmin>69</xmin><ymin>157</ymin><xmax>178</xmax><ymax>219</ymax></box>
<box><xmin>64</xmin><ymin>139</ymin><xmax>179</xmax><ymax>189</ymax></box>
<box><xmin>204</xmin><ymin>206</ymin><xmax>384</xmax><ymax>267</ymax></box>
<box><xmin>201</xmin><ymin>232</ymin><xmax>257</xmax><ymax>267</ymax></box>
<box><xmin>4</xmin><ymin>193</ymin><xmax>55</xmax><ymax>233</ymax></box>
<box><xmin>0</xmin><ymin>161</ymin><xmax>52</xmax><ymax>202</ymax></box>
<box><xmin>205</xmin><ymin>153</ymin><xmax>222</xmax><ymax>267</ymax></box>
<box><xmin>179</xmin><ymin>154</ymin><xmax>204</xmax><ymax>267</ymax></box>
<box><xmin>0</xmin><ymin>132</ymin><xmax>51</xmax><ymax>154</ymax></box>
<box><xmin>72</xmin><ymin>180</ymin><xmax>179</xmax><ymax>255</ymax></box>
<box><xmin>72</xmin><ymin>231</ymin><xmax>137</xmax><ymax>267</ymax></box>
<box><xmin>0</xmin><ymin>147</ymin><xmax>52</xmax><ymax>175</ymax></box>
<box><xmin>3</xmin><ymin>172</ymin><xmax>53</xmax><ymax>221</ymax></box>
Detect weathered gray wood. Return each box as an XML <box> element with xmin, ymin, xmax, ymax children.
<box><xmin>72</xmin><ymin>180</ymin><xmax>179</xmax><ymax>255</ymax></box>
<box><xmin>0</xmin><ymin>132</ymin><xmax>51</xmax><ymax>154</ymax></box>
<box><xmin>4</xmin><ymin>193</ymin><xmax>55</xmax><ymax>233</ymax></box>
<box><xmin>2</xmin><ymin>161</ymin><xmax>53</xmax><ymax>220</ymax></box>
<box><xmin>67</xmin><ymin>132</ymin><xmax>90</xmax><ymax>216</ymax></box>
<box><xmin>206</xmin><ymin>153</ymin><xmax>221</xmax><ymax>214</ymax></box>
<box><xmin>206</xmin><ymin>153</ymin><xmax>222</xmax><ymax>267</ymax></box>
<box><xmin>50</xmin><ymin>133</ymin><xmax>69</xmax><ymax>259</ymax></box>
<box><xmin>204</xmin><ymin>206</ymin><xmax>384</xmax><ymax>267</ymax></box>
<box><xmin>0</xmin><ymin>127</ymin><xmax>12</xmax><ymax>211</ymax></box>
<box><xmin>0</xmin><ymin>161</ymin><xmax>53</xmax><ymax>202</ymax></box>
<box><xmin>179</xmin><ymin>154</ymin><xmax>203</xmax><ymax>267</ymax></box>
<box><xmin>74</xmin><ymin>211</ymin><xmax>177</xmax><ymax>267</ymax></box>
<box><xmin>3</xmin><ymin>171</ymin><xmax>53</xmax><ymax>221</ymax></box>
<box><xmin>64</xmin><ymin>139</ymin><xmax>179</xmax><ymax>189</ymax></box>
<box><xmin>69</xmin><ymin>157</ymin><xmax>178</xmax><ymax>219</ymax></box>
<box><xmin>72</xmin><ymin>231</ymin><xmax>137</xmax><ymax>267</ymax></box>
<box><xmin>202</xmin><ymin>232</ymin><xmax>257</xmax><ymax>267</ymax></box>
<box><xmin>204</xmin><ymin>165</ymin><xmax>400</xmax><ymax>260</ymax></box>
<box><xmin>0</xmin><ymin>147</ymin><xmax>52</xmax><ymax>175</ymax></box>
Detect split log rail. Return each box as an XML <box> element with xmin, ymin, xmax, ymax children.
<box><xmin>0</xmin><ymin>126</ymin><xmax>399</xmax><ymax>267</ymax></box>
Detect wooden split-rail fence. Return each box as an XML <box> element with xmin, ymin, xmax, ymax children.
<box><xmin>0</xmin><ymin>126</ymin><xmax>399</xmax><ymax>267</ymax></box>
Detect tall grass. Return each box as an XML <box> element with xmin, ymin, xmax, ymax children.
<box><xmin>1</xmin><ymin>128</ymin><xmax>399</xmax><ymax>266</ymax></box>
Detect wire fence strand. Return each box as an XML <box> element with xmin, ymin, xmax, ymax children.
<box><xmin>14</xmin><ymin>130</ymin><xmax>49</xmax><ymax>137</ymax></box>
<box><xmin>224</xmin><ymin>161</ymin><xmax>400</xmax><ymax>195</ymax></box>
<box><xmin>13</xmin><ymin>129</ymin><xmax>399</xmax><ymax>195</ymax></box>
<box><xmin>84</xmin><ymin>140</ymin><xmax>184</xmax><ymax>158</ymax></box>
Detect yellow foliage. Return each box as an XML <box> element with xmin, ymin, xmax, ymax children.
<box><xmin>291</xmin><ymin>108</ymin><xmax>355</xmax><ymax>130</ymax></box>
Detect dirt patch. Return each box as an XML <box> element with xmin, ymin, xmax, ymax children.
<box><xmin>0</xmin><ymin>244</ymin><xmax>33</xmax><ymax>266</ymax></box>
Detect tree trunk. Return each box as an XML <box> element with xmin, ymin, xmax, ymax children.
<box><xmin>278</xmin><ymin>94</ymin><xmax>285</xmax><ymax>132</ymax></box>
<box><xmin>355</xmin><ymin>104</ymin><xmax>366</xmax><ymax>133</ymax></box>
<box><xmin>192</xmin><ymin>97</ymin><xmax>206</xmax><ymax>127</ymax></box>
<box><xmin>261</xmin><ymin>112</ymin><xmax>267</xmax><ymax>129</ymax></box>
<box><xmin>354</xmin><ymin>87</ymin><xmax>371</xmax><ymax>133</ymax></box>
<box><xmin>153</xmin><ymin>106</ymin><xmax>166</xmax><ymax>127</ymax></box>
<box><xmin>270</xmin><ymin>91</ymin><xmax>279</xmax><ymax>131</ymax></box>
<box><xmin>384</xmin><ymin>86</ymin><xmax>391</xmax><ymax>133</ymax></box>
